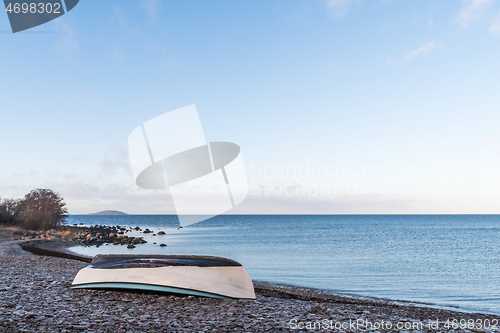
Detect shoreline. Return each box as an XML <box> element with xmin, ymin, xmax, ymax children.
<box><xmin>253</xmin><ymin>281</ymin><xmax>500</xmax><ymax>317</ymax></box>
<box><xmin>17</xmin><ymin>236</ymin><xmax>495</xmax><ymax>313</ymax></box>
<box><xmin>16</xmin><ymin>237</ymin><xmax>500</xmax><ymax>315</ymax></box>
<box><xmin>2</xmin><ymin>228</ymin><xmax>500</xmax><ymax>332</ymax></box>
<box><xmin>13</xmin><ymin>237</ymin><xmax>476</xmax><ymax>310</ymax></box>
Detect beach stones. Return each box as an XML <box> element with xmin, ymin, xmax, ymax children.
<box><xmin>157</xmin><ymin>231</ymin><xmax>166</xmax><ymax>235</ymax></box>
<box><xmin>159</xmin><ymin>243</ymin><xmax>167</xmax><ymax>247</ymax></box>
<box><xmin>12</xmin><ymin>223</ymin><xmax>151</xmax><ymax>252</ymax></box>
<box><xmin>2</xmin><ymin>228</ymin><xmax>500</xmax><ymax>333</ymax></box>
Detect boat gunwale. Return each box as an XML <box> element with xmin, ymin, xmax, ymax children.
<box><xmin>90</xmin><ymin>254</ymin><xmax>243</xmax><ymax>267</ymax></box>
<box><xmin>70</xmin><ymin>281</ymin><xmax>256</xmax><ymax>300</ymax></box>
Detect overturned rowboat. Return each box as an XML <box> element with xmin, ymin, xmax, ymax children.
<box><xmin>71</xmin><ymin>254</ymin><xmax>255</xmax><ymax>300</ymax></box>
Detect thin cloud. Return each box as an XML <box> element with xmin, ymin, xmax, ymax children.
<box><xmin>141</xmin><ymin>0</ymin><xmax>161</xmax><ymax>24</ymax></box>
<box><xmin>54</xmin><ymin>20</ymin><xmax>78</xmax><ymax>55</ymax></box>
<box><xmin>326</xmin><ymin>0</ymin><xmax>357</xmax><ymax>17</ymax></box>
<box><xmin>101</xmin><ymin>143</ymin><xmax>131</xmax><ymax>173</ymax></box>
<box><xmin>490</xmin><ymin>14</ymin><xmax>500</xmax><ymax>35</ymax></box>
<box><xmin>110</xmin><ymin>7</ymin><xmax>128</xmax><ymax>28</ymax></box>
<box><xmin>403</xmin><ymin>41</ymin><xmax>438</xmax><ymax>63</ymax></box>
<box><xmin>457</xmin><ymin>0</ymin><xmax>495</xmax><ymax>27</ymax></box>
<box><xmin>480</xmin><ymin>134</ymin><xmax>492</xmax><ymax>144</ymax></box>
<box><xmin>110</xmin><ymin>43</ymin><xmax>125</xmax><ymax>61</ymax></box>
<box><xmin>230</xmin><ymin>189</ymin><xmax>416</xmax><ymax>214</ymax></box>
<box><xmin>60</xmin><ymin>182</ymin><xmax>176</xmax><ymax>214</ymax></box>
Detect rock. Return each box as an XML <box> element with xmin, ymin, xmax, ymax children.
<box><xmin>109</xmin><ymin>233</ymin><xmax>115</xmax><ymax>237</ymax></box>
<box><xmin>127</xmin><ymin>244</ymin><xmax>136</xmax><ymax>249</ymax></box>
<box><xmin>310</xmin><ymin>305</ymin><xmax>326</xmax><ymax>313</ymax></box>
<box><xmin>159</xmin><ymin>243</ymin><xmax>167</xmax><ymax>247</ymax></box>
<box><xmin>157</xmin><ymin>231</ymin><xmax>166</xmax><ymax>235</ymax></box>
<box><xmin>71</xmin><ymin>325</ymin><xmax>89</xmax><ymax>330</ymax></box>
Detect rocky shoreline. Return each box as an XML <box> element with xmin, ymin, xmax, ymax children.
<box><xmin>1</xmin><ymin>227</ymin><xmax>499</xmax><ymax>332</ymax></box>
<box><xmin>10</xmin><ymin>224</ymin><xmax>158</xmax><ymax>248</ymax></box>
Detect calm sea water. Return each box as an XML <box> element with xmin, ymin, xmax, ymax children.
<box><xmin>67</xmin><ymin>215</ymin><xmax>500</xmax><ymax>314</ymax></box>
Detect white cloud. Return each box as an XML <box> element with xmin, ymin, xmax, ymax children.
<box><xmin>326</xmin><ymin>0</ymin><xmax>357</xmax><ymax>17</ymax></box>
<box><xmin>403</xmin><ymin>41</ymin><xmax>438</xmax><ymax>63</ymax></box>
<box><xmin>457</xmin><ymin>0</ymin><xmax>496</xmax><ymax>27</ymax></box>
<box><xmin>490</xmin><ymin>14</ymin><xmax>500</xmax><ymax>35</ymax></box>
<box><xmin>60</xmin><ymin>182</ymin><xmax>176</xmax><ymax>214</ymax></box>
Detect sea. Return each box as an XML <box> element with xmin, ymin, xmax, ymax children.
<box><xmin>67</xmin><ymin>214</ymin><xmax>500</xmax><ymax>314</ymax></box>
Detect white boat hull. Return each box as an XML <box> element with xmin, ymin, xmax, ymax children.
<box><xmin>71</xmin><ymin>255</ymin><xmax>255</xmax><ymax>300</ymax></box>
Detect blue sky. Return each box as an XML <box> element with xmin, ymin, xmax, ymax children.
<box><xmin>1</xmin><ymin>0</ymin><xmax>499</xmax><ymax>214</ymax></box>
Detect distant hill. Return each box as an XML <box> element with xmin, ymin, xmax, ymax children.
<box><xmin>88</xmin><ymin>210</ymin><xmax>129</xmax><ymax>216</ymax></box>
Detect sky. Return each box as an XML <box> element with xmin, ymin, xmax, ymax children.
<box><xmin>1</xmin><ymin>0</ymin><xmax>500</xmax><ymax>215</ymax></box>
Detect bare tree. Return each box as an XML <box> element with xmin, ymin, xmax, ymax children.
<box><xmin>17</xmin><ymin>189</ymin><xmax>68</xmax><ymax>230</ymax></box>
<box><xmin>0</xmin><ymin>197</ymin><xmax>20</xmax><ymax>224</ymax></box>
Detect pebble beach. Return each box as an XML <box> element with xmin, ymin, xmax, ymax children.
<box><xmin>1</xmin><ymin>228</ymin><xmax>499</xmax><ymax>333</ymax></box>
